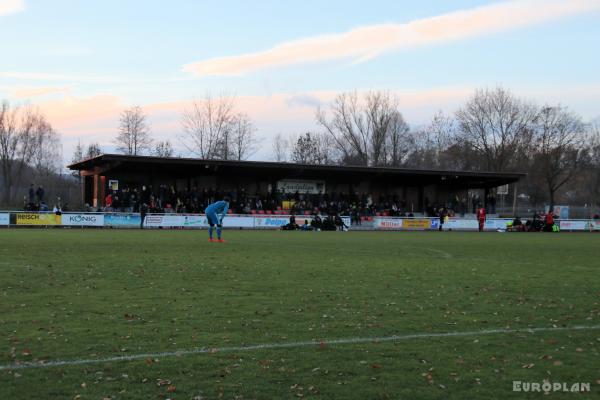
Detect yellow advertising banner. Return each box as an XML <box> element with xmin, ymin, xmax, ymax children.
<box><xmin>401</xmin><ymin>218</ymin><xmax>431</xmax><ymax>230</ymax></box>
<box><xmin>16</xmin><ymin>213</ymin><xmax>61</xmax><ymax>225</ymax></box>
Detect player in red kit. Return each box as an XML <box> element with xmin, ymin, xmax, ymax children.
<box><xmin>477</xmin><ymin>206</ymin><xmax>486</xmax><ymax>232</ymax></box>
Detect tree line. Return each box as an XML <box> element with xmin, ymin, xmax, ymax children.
<box><xmin>273</xmin><ymin>88</ymin><xmax>599</xmax><ymax>210</ymax></box>
<box><xmin>2</xmin><ymin>87</ymin><xmax>599</xmax><ymax>210</ymax></box>
<box><xmin>0</xmin><ymin>102</ymin><xmax>64</xmax><ymax>205</ymax></box>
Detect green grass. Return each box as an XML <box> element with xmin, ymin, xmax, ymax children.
<box><xmin>0</xmin><ymin>229</ymin><xmax>599</xmax><ymax>399</ymax></box>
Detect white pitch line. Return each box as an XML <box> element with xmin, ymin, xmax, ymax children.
<box><xmin>2</xmin><ymin>325</ymin><xmax>599</xmax><ymax>371</ymax></box>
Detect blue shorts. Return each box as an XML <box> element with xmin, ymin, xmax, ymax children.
<box><xmin>206</xmin><ymin>211</ymin><xmax>220</xmax><ymax>227</ymax></box>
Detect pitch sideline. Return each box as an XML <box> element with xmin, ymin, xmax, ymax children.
<box><xmin>1</xmin><ymin>324</ymin><xmax>599</xmax><ymax>371</ymax></box>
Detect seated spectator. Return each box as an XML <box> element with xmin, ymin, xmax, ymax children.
<box><xmin>300</xmin><ymin>220</ymin><xmax>311</xmax><ymax>231</ymax></box>
<box><xmin>321</xmin><ymin>216</ymin><xmax>336</xmax><ymax>231</ymax></box>
<box><xmin>334</xmin><ymin>214</ymin><xmax>348</xmax><ymax>231</ymax></box>
<box><xmin>311</xmin><ymin>214</ymin><xmax>322</xmax><ymax>231</ymax></box>
<box><xmin>508</xmin><ymin>216</ymin><xmax>524</xmax><ymax>232</ymax></box>
<box><xmin>281</xmin><ymin>214</ymin><xmax>299</xmax><ymax>230</ymax></box>
<box><xmin>53</xmin><ymin>204</ymin><xmax>62</xmax><ymax>215</ymax></box>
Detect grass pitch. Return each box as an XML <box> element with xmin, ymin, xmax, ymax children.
<box><xmin>0</xmin><ymin>229</ymin><xmax>599</xmax><ymax>399</ymax></box>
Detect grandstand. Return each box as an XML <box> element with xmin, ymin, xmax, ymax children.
<box><xmin>68</xmin><ymin>154</ymin><xmax>524</xmax><ymax>217</ymax></box>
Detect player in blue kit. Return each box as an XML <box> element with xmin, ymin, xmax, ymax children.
<box><xmin>205</xmin><ymin>197</ymin><xmax>230</xmax><ymax>242</ymax></box>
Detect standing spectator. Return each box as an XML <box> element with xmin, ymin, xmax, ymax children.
<box><xmin>438</xmin><ymin>207</ymin><xmax>447</xmax><ymax>231</ymax></box>
<box><xmin>311</xmin><ymin>214</ymin><xmax>323</xmax><ymax>230</ymax></box>
<box><xmin>105</xmin><ymin>192</ymin><xmax>113</xmax><ymax>211</ymax></box>
<box><xmin>140</xmin><ymin>202</ymin><xmax>148</xmax><ymax>229</ymax></box>
<box><xmin>544</xmin><ymin>212</ymin><xmax>555</xmax><ymax>232</ymax></box>
<box><xmin>28</xmin><ymin>184</ymin><xmax>35</xmax><ymax>205</ymax></box>
<box><xmin>36</xmin><ymin>185</ymin><xmax>45</xmax><ymax>204</ymax></box>
<box><xmin>477</xmin><ymin>205</ymin><xmax>486</xmax><ymax>232</ymax></box>
<box><xmin>142</xmin><ymin>185</ymin><xmax>151</xmax><ymax>205</ymax></box>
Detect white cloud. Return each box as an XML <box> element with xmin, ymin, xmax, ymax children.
<box><xmin>11</xmin><ymin>86</ymin><xmax>71</xmax><ymax>99</ymax></box>
<box><xmin>0</xmin><ymin>0</ymin><xmax>24</xmax><ymax>16</ymax></box>
<box><xmin>0</xmin><ymin>71</ymin><xmax>114</xmax><ymax>83</ymax></box>
<box><xmin>183</xmin><ymin>0</ymin><xmax>600</xmax><ymax>77</ymax></box>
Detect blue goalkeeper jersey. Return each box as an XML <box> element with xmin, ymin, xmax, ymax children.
<box><xmin>205</xmin><ymin>200</ymin><xmax>229</xmax><ymax>216</ymax></box>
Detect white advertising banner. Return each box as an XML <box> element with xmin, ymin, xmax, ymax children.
<box><xmin>254</xmin><ymin>216</ymin><xmax>292</xmax><ymax>228</ymax></box>
<box><xmin>443</xmin><ymin>219</ymin><xmax>478</xmax><ymax>230</ymax></box>
<box><xmin>484</xmin><ymin>219</ymin><xmax>511</xmax><ymax>230</ymax></box>
<box><xmin>144</xmin><ymin>215</ymin><xmax>185</xmax><ymax>227</ymax></box>
<box><xmin>182</xmin><ymin>215</ymin><xmax>207</xmax><ymax>228</ymax></box>
<box><xmin>373</xmin><ymin>217</ymin><xmax>404</xmax><ymax>229</ymax></box>
<box><xmin>224</xmin><ymin>216</ymin><xmax>255</xmax><ymax>228</ymax></box>
<box><xmin>559</xmin><ymin>220</ymin><xmax>588</xmax><ymax>231</ymax></box>
<box><xmin>253</xmin><ymin>215</ymin><xmax>350</xmax><ymax>229</ymax></box>
<box><xmin>62</xmin><ymin>213</ymin><xmax>104</xmax><ymax>226</ymax></box>
<box><xmin>179</xmin><ymin>215</ymin><xmax>255</xmax><ymax>228</ymax></box>
<box><xmin>0</xmin><ymin>213</ymin><xmax>9</xmax><ymax>225</ymax></box>
<box><xmin>276</xmin><ymin>180</ymin><xmax>326</xmax><ymax>194</ymax></box>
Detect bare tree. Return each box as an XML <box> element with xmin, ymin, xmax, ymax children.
<box><xmin>115</xmin><ymin>106</ymin><xmax>152</xmax><ymax>155</ymax></box>
<box><xmin>291</xmin><ymin>132</ymin><xmax>318</xmax><ymax>164</ymax></box>
<box><xmin>584</xmin><ymin>118</ymin><xmax>600</xmax><ymax>209</ymax></box>
<box><xmin>229</xmin><ymin>113</ymin><xmax>258</xmax><ymax>160</ymax></box>
<box><xmin>290</xmin><ymin>132</ymin><xmax>337</xmax><ymax>165</ymax></box>
<box><xmin>384</xmin><ymin>111</ymin><xmax>412</xmax><ymax>167</ymax></box>
<box><xmin>0</xmin><ymin>102</ymin><xmax>57</xmax><ymax>204</ymax></box>
<box><xmin>531</xmin><ymin>106</ymin><xmax>585</xmax><ymax>210</ymax></box>
<box><xmin>72</xmin><ymin>140</ymin><xmax>84</xmax><ymax>163</ymax></box>
<box><xmin>456</xmin><ymin>87</ymin><xmax>538</xmax><ymax>171</ymax></box>
<box><xmin>181</xmin><ymin>95</ymin><xmax>234</xmax><ymax>159</ymax></box>
<box><xmin>32</xmin><ymin>117</ymin><xmax>62</xmax><ymax>176</ymax></box>
<box><xmin>407</xmin><ymin>111</ymin><xmax>470</xmax><ymax>169</ymax></box>
<box><xmin>272</xmin><ymin>132</ymin><xmax>290</xmax><ymax>162</ymax></box>
<box><xmin>316</xmin><ymin>91</ymin><xmax>410</xmax><ymax>166</ymax></box>
<box><xmin>154</xmin><ymin>140</ymin><xmax>174</xmax><ymax>157</ymax></box>
<box><xmin>86</xmin><ymin>143</ymin><xmax>102</xmax><ymax>159</ymax></box>
<box><xmin>317</xmin><ymin>92</ymin><xmax>368</xmax><ymax>165</ymax></box>
<box><xmin>71</xmin><ymin>141</ymin><xmax>84</xmax><ymax>177</ymax></box>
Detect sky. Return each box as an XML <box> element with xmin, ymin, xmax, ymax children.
<box><xmin>1</xmin><ymin>0</ymin><xmax>600</xmax><ymax>165</ymax></box>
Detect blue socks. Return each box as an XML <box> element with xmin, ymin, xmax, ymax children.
<box><xmin>208</xmin><ymin>226</ymin><xmax>222</xmax><ymax>240</ymax></box>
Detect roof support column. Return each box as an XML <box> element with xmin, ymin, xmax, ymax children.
<box><xmin>93</xmin><ymin>174</ymin><xmax>106</xmax><ymax>209</ymax></box>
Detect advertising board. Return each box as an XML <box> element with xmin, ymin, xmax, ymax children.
<box><xmin>15</xmin><ymin>213</ymin><xmax>61</xmax><ymax>225</ymax></box>
<box><xmin>62</xmin><ymin>213</ymin><xmax>104</xmax><ymax>226</ymax></box>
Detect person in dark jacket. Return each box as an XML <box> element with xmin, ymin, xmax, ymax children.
<box><xmin>438</xmin><ymin>207</ymin><xmax>447</xmax><ymax>231</ymax></box>
<box><xmin>140</xmin><ymin>202</ymin><xmax>148</xmax><ymax>229</ymax></box>
<box><xmin>35</xmin><ymin>185</ymin><xmax>45</xmax><ymax>204</ymax></box>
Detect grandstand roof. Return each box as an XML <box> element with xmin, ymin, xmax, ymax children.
<box><xmin>68</xmin><ymin>154</ymin><xmax>524</xmax><ymax>189</ymax></box>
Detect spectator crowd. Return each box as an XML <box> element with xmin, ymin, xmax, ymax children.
<box><xmin>96</xmin><ymin>184</ymin><xmax>438</xmax><ymax>222</ymax></box>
